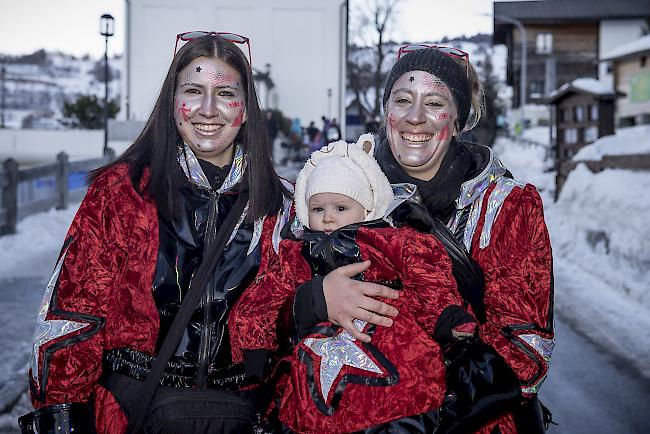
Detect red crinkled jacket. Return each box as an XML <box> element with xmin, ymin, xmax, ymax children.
<box><xmin>27</xmin><ymin>164</ymin><xmax>279</xmax><ymax>433</ymax></box>
<box><xmin>461</xmin><ymin>181</ymin><xmax>554</xmax><ymax>434</ymax></box>
<box><xmin>230</xmin><ymin>224</ymin><xmax>462</xmax><ymax>433</ymax></box>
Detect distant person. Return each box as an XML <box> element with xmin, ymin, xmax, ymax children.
<box><xmin>307</xmin><ymin>121</ymin><xmax>319</xmax><ymax>143</ymax></box>
<box><xmin>307</xmin><ymin>121</ymin><xmax>321</xmax><ymax>152</ymax></box>
<box><xmin>265</xmin><ymin>109</ymin><xmax>278</xmax><ymax>148</ymax></box>
<box><xmin>285</xmin><ymin>46</ymin><xmax>554</xmax><ymax>433</ymax></box>
<box><xmin>325</xmin><ymin>117</ymin><xmax>342</xmax><ymax>143</ymax></box>
<box><xmin>365</xmin><ymin>115</ymin><xmax>381</xmax><ymax>134</ymax></box>
<box><xmin>321</xmin><ymin>115</ymin><xmax>331</xmax><ymax>140</ymax></box>
<box><xmin>19</xmin><ymin>33</ymin><xmax>291</xmax><ymax>434</ymax></box>
<box><xmin>229</xmin><ymin>135</ymin><xmax>477</xmax><ymax>433</ymax></box>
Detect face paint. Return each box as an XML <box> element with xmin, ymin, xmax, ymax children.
<box><xmin>231</xmin><ymin>108</ymin><xmax>244</xmax><ymax>127</ymax></box>
<box><xmin>179</xmin><ymin>101</ymin><xmax>191</xmax><ymax>122</ymax></box>
<box><xmin>385</xmin><ymin>70</ymin><xmax>458</xmax><ymax>181</ymax></box>
<box><xmin>173</xmin><ymin>56</ymin><xmax>247</xmax><ymax>167</ymax></box>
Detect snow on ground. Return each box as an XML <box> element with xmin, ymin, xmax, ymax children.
<box><xmin>0</xmin><ymin>206</ymin><xmax>79</xmax><ymax>280</ymax></box>
<box><xmin>494</xmin><ymin>130</ymin><xmax>650</xmax><ymax>379</ymax></box>
<box><xmin>573</xmin><ymin>124</ymin><xmax>650</xmax><ymax>161</ymax></box>
<box><xmin>521</xmin><ymin>126</ymin><xmax>551</xmax><ymax>146</ymax></box>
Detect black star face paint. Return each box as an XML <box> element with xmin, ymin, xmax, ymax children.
<box><xmin>173</xmin><ymin>56</ymin><xmax>247</xmax><ymax>167</ymax></box>
<box><xmin>385</xmin><ymin>71</ymin><xmax>458</xmax><ymax>181</ymax></box>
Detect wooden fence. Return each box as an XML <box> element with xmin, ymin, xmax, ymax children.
<box><xmin>0</xmin><ymin>150</ymin><xmax>115</xmax><ymax>235</ymax></box>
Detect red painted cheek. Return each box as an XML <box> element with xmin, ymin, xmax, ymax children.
<box><xmin>434</xmin><ymin>113</ymin><xmax>450</xmax><ymax>121</ymax></box>
<box><xmin>227</xmin><ymin>101</ymin><xmax>244</xmax><ymax>109</ymax></box>
<box><xmin>388</xmin><ymin>114</ymin><xmax>396</xmax><ymax>128</ymax></box>
<box><xmin>437</xmin><ymin>124</ymin><xmax>450</xmax><ymax>141</ymax></box>
<box><xmin>231</xmin><ymin>109</ymin><xmax>244</xmax><ymax>127</ymax></box>
<box><xmin>179</xmin><ymin>101</ymin><xmax>191</xmax><ymax>122</ymax></box>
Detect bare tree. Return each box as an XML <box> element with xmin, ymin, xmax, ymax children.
<box><xmin>348</xmin><ymin>0</ymin><xmax>400</xmax><ymax>125</ymax></box>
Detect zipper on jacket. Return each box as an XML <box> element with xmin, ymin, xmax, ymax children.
<box><xmin>197</xmin><ymin>193</ymin><xmax>219</xmax><ymax>388</ymax></box>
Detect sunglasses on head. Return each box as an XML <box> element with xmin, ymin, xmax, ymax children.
<box><xmin>174</xmin><ymin>31</ymin><xmax>252</xmax><ymax>65</ymax></box>
<box><xmin>397</xmin><ymin>44</ymin><xmax>469</xmax><ymax>76</ymax></box>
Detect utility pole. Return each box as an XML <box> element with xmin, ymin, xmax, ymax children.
<box><xmin>0</xmin><ymin>61</ymin><xmax>6</xmax><ymax>129</ymax></box>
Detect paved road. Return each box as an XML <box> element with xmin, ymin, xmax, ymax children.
<box><xmin>2</xmin><ymin>276</ymin><xmax>650</xmax><ymax>433</ymax></box>
<box><xmin>540</xmin><ymin>313</ymin><xmax>650</xmax><ymax>433</ymax></box>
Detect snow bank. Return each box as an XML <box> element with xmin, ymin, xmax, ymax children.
<box><xmin>573</xmin><ymin>125</ymin><xmax>650</xmax><ymax>161</ymax></box>
<box><xmin>549</xmin><ymin>164</ymin><xmax>650</xmax><ymax>309</ymax></box>
<box><xmin>493</xmin><ymin>136</ymin><xmax>554</xmax><ymax>193</ymax></box>
<box><xmin>494</xmin><ymin>135</ymin><xmax>650</xmax><ymax>377</ymax></box>
<box><xmin>0</xmin><ymin>205</ymin><xmax>79</xmax><ymax>279</ymax></box>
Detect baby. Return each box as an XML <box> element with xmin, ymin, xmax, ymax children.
<box><xmin>229</xmin><ymin>134</ymin><xmax>476</xmax><ymax>433</ymax></box>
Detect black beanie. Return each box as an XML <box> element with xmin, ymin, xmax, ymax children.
<box><xmin>382</xmin><ymin>48</ymin><xmax>472</xmax><ymax>130</ymax></box>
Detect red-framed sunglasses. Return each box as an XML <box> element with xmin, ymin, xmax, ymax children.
<box><xmin>397</xmin><ymin>44</ymin><xmax>469</xmax><ymax>75</ymax></box>
<box><xmin>174</xmin><ymin>31</ymin><xmax>252</xmax><ymax>65</ymax></box>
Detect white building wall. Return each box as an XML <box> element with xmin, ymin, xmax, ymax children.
<box><xmin>599</xmin><ymin>19</ymin><xmax>647</xmax><ymax>86</ymax></box>
<box><xmin>125</xmin><ymin>0</ymin><xmax>345</xmax><ymax>129</ymax></box>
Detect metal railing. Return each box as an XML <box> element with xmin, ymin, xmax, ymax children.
<box><xmin>0</xmin><ymin>150</ymin><xmax>115</xmax><ymax>235</ymax></box>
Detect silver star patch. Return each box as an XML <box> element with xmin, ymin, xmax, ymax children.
<box><xmin>30</xmin><ymin>251</ymin><xmax>88</xmax><ymax>383</ymax></box>
<box><xmin>303</xmin><ymin>319</ymin><xmax>383</xmax><ymax>402</ymax></box>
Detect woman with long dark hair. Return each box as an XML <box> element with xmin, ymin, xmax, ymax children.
<box><xmin>20</xmin><ymin>33</ymin><xmax>291</xmax><ymax>434</ymax></box>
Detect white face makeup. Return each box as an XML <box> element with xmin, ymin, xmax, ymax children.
<box><xmin>308</xmin><ymin>193</ymin><xmax>367</xmax><ymax>234</ymax></box>
<box><xmin>385</xmin><ymin>70</ymin><xmax>457</xmax><ymax>180</ymax></box>
<box><xmin>174</xmin><ymin>56</ymin><xmax>246</xmax><ymax>167</ymax></box>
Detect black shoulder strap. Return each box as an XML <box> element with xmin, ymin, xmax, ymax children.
<box><xmin>127</xmin><ymin>190</ymin><xmax>249</xmax><ymax>433</ymax></box>
<box><xmin>429</xmin><ymin>216</ymin><xmax>486</xmax><ymax>323</ymax></box>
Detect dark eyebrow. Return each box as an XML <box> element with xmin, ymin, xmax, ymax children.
<box><xmin>392</xmin><ymin>87</ymin><xmax>449</xmax><ymax>101</ymax></box>
<box><xmin>179</xmin><ymin>82</ymin><xmax>239</xmax><ymax>91</ymax></box>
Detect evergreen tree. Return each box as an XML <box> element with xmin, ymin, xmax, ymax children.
<box><xmin>473</xmin><ymin>52</ymin><xmax>503</xmax><ymax>147</ymax></box>
<box><xmin>61</xmin><ymin>94</ymin><xmax>119</xmax><ymax>129</ymax></box>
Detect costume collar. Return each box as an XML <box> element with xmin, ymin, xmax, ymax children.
<box><xmin>177</xmin><ymin>143</ymin><xmax>246</xmax><ymax>193</ymax></box>
<box><xmin>455</xmin><ymin>145</ymin><xmax>507</xmax><ymax>209</ymax></box>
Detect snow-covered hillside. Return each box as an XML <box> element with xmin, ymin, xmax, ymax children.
<box><xmin>1</xmin><ymin>50</ymin><xmax>121</xmax><ymax>129</ymax></box>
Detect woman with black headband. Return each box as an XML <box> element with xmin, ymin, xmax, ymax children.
<box><xmin>291</xmin><ymin>46</ymin><xmax>554</xmax><ymax>433</ymax></box>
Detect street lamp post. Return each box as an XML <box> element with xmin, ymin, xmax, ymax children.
<box><xmin>493</xmin><ymin>13</ymin><xmax>527</xmax><ymax>137</ymax></box>
<box><xmin>100</xmin><ymin>14</ymin><xmax>115</xmax><ymax>155</ymax></box>
<box><xmin>327</xmin><ymin>88</ymin><xmax>332</xmax><ymax>118</ymax></box>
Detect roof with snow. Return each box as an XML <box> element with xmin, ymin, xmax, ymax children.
<box><xmin>601</xmin><ymin>35</ymin><xmax>650</xmax><ymax>61</ymax></box>
<box><xmin>547</xmin><ymin>78</ymin><xmax>620</xmax><ymax>102</ymax></box>
<box><xmin>493</xmin><ymin>0</ymin><xmax>649</xmax><ymax>22</ymax></box>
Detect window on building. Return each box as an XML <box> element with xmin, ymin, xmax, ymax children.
<box><xmin>574</xmin><ymin>106</ymin><xmax>585</xmax><ymax>122</ymax></box>
<box><xmin>530</xmin><ymin>81</ymin><xmax>543</xmax><ymax>98</ymax></box>
<box><xmin>642</xmin><ymin>56</ymin><xmax>647</xmax><ymax>68</ymax></box>
<box><xmin>584</xmin><ymin>126</ymin><xmax>598</xmax><ymax>143</ymax></box>
<box><xmin>558</xmin><ymin>108</ymin><xmax>565</xmax><ymax>123</ymax></box>
<box><xmin>564</xmin><ymin>128</ymin><xmax>578</xmax><ymax>144</ymax></box>
<box><xmin>589</xmin><ymin>104</ymin><xmax>599</xmax><ymax>121</ymax></box>
<box><xmin>536</xmin><ymin>33</ymin><xmax>553</xmax><ymax>54</ymax></box>
<box><xmin>564</xmin><ymin>106</ymin><xmax>572</xmax><ymax>123</ymax></box>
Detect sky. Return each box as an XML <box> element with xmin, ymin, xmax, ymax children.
<box><xmin>0</xmin><ymin>0</ymin><xmax>515</xmax><ymax>59</ymax></box>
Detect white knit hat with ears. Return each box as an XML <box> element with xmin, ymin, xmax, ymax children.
<box><xmin>294</xmin><ymin>133</ymin><xmax>395</xmax><ymax>228</ymax></box>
